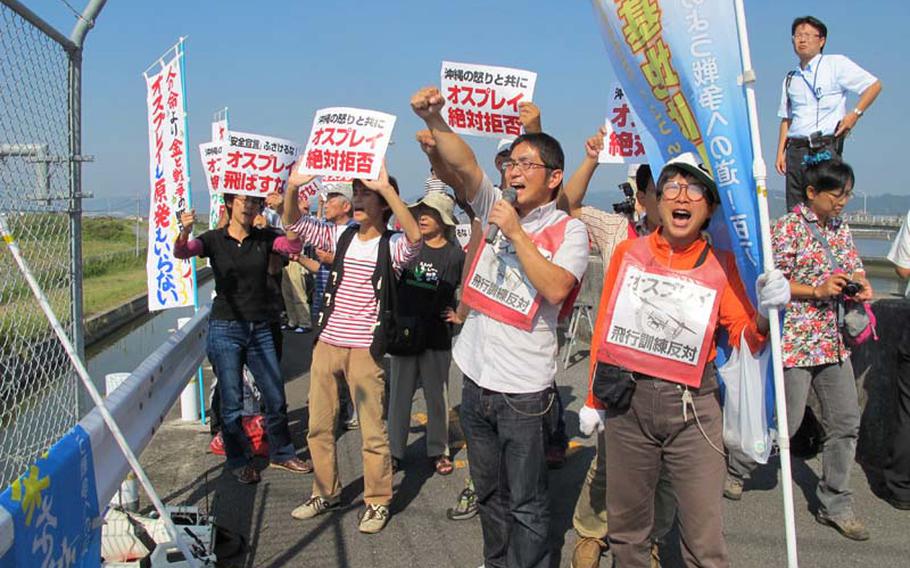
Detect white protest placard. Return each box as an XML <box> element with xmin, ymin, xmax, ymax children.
<box><xmin>298</xmin><ymin>178</ymin><xmax>322</xmax><ymax>200</ymax></box>
<box><xmin>299</xmin><ymin>107</ymin><xmax>396</xmax><ymax>180</ymax></box>
<box><xmin>441</xmin><ymin>61</ymin><xmax>537</xmax><ymax>139</ymax></box>
<box><xmin>599</xmin><ymin>84</ymin><xmax>648</xmax><ymax>164</ymax></box>
<box><xmin>221</xmin><ymin>131</ymin><xmax>298</xmax><ymax>197</ymax></box>
<box><xmin>606</xmin><ymin>266</ymin><xmax>716</xmax><ymax>365</ymax></box>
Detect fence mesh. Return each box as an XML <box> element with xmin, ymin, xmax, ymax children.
<box><xmin>0</xmin><ymin>4</ymin><xmax>78</xmax><ymax>489</ymax></box>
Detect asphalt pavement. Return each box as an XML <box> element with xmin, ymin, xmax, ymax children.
<box><xmin>138</xmin><ymin>329</ymin><xmax>910</xmax><ymax>567</ymax></box>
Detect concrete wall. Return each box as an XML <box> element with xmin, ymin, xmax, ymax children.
<box><xmin>572</xmin><ymin>255</ymin><xmax>908</xmax><ymax>467</ymax></box>
<box><xmin>852</xmin><ymin>298</ymin><xmax>909</xmax><ymax>468</ymax></box>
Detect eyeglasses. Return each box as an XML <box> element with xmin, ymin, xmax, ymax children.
<box><xmin>500</xmin><ymin>159</ymin><xmax>553</xmax><ymax>174</ymax></box>
<box><xmin>793</xmin><ymin>32</ymin><xmax>821</xmax><ymax>40</ymax></box>
<box><xmin>826</xmin><ymin>189</ymin><xmax>853</xmax><ymax>202</ymax></box>
<box><xmin>232</xmin><ymin>195</ymin><xmax>265</xmax><ymax>207</ymax></box>
<box><xmin>660</xmin><ymin>181</ymin><xmax>708</xmax><ymax>202</ymax></box>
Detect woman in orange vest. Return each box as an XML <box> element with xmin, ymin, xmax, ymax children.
<box><xmin>581</xmin><ymin>153</ymin><xmax>790</xmax><ymax>567</ymax></box>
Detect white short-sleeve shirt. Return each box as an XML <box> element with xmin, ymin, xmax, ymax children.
<box><xmin>452</xmin><ymin>174</ymin><xmax>590</xmax><ymax>393</ymax></box>
<box><xmin>777</xmin><ymin>53</ymin><xmax>877</xmax><ymax>138</ymax></box>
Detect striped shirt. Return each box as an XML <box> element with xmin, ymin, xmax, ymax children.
<box><xmin>286</xmin><ymin>215</ymin><xmax>420</xmax><ymax>348</ymax></box>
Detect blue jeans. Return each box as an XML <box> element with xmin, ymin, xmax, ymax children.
<box><xmin>207</xmin><ymin>319</ymin><xmax>296</xmax><ymax>469</ymax></box>
<box><xmin>460</xmin><ymin>377</ymin><xmax>551</xmax><ymax>568</ymax></box>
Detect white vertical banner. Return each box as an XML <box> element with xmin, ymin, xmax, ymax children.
<box><xmin>209</xmin><ymin>109</ymin><xmax>228</xmax><ymax>230</ymax></box>
<box><xmin>144</xmin><ymin>42</ymin><xmax>196</xmax><ymax>311</ymax></box>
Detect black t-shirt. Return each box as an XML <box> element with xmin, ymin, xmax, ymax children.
<box><xmin>197</xmin><ymin>227</ymin><xmax>283</xmax><ymax>322</ymax></box>
<box><xmin>397</xmin><ymin>240</ymin><xmax>465</xmax><ymax>351</ymax></box>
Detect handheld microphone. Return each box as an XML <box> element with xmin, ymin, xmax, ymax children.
<box><xmin>485</xmin><ymin>186</ymin><xmax>517</xmax><ymax>244</ymax></box>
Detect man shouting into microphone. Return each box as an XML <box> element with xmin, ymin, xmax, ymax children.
<box><xmin>412</xmin><ymin>87</ymin><xmax>589</xmax><ymax>568</ymax></box>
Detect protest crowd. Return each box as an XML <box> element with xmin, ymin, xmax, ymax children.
<box><xmin>170</xmin><ymin>14</ymin><xmax>910</xmax><ymax>568</ymax></box>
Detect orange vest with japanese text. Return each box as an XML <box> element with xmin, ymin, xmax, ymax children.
<box><xmin>596</xmin><ymin>237</ymin><xmax>726</xmax><ymax>388</ymax></box>
<box><xmin>462</xmin><ymin>216</ymin><xmax>574</xmax><ymax>332</ymax></box>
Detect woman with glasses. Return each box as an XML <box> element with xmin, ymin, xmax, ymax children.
<box><xmin>175</xmin><ymin>191</ymin><xmax>313</xmax><ymax>484</ymax></box>
<box><xmin>727</xmin><ymin>156</ymin><xmax>874</xmax><ymax>541</ymax></box>
<box><xmin>585</xmin><ymin>153</ymin><xmax>789</xmax><ymax>566</ymax></box>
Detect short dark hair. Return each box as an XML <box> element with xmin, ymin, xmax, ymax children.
<box><xmin>635</xmin><ymin>164</ymin><xmax>654</xmax><ymax>194</ymax></box>
<box><xmin>510</xmin><ymin>132</ymin><xmax>565</xmax><ymax>171</ymax></box>
<box><xmin>792</xmin><ymin>16</ymin><xmax>827</xmax><ymax>51</ymax></box>
<box><xmin>805</xmin><ymin>158</ymin><xmax>854</xmax><ymax>195</ymax></box>
<box><xmin>352</xmin><ymin>175</ymin><xmax>400</xmax><ymax>224</ymax></box>
<box><xmin>655</xmin><ymin>166</ymin><xmax>717</xmax><ymax>206</ymax></box>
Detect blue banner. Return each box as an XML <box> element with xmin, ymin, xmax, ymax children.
<box><xmin>0</xmin><ymin>425</ymin><xmax>101</xmax><ymax>568</ymax></box>
<box><xmin>592</xmin><ymin>0</ymin><xmax>775</xmax><ymax>430</ymax></box>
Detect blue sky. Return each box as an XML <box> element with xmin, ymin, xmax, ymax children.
<box><xmin>33</xmin><ymin>0</ymin><xmax>909</xmax><ymax>213</ymax></box>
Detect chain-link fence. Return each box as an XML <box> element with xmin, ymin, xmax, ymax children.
<box><xmin>0</xmin><ymin>3</ymin><xmax>78</xmax><ymax>489</ymax></box>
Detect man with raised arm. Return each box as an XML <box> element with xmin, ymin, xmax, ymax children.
<box><xmin>412</xmin><ymin>86</ymin><xmax>589</xmax><ymax>568</ymax></box>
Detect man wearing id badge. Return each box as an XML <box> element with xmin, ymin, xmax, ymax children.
<box><xmin>412</xmin><ymin>86</ymin><xmax>589</xmax><ymax>568</ymax></box>
<box><xmin>586</xmin><ymin>153</ymin><xmax>790</xmax><ymax>567</ymax></box>
<box><xmin>775</xmin><ymin>15</ymin><xmax>881</xmax><ymax>211</ymax></box>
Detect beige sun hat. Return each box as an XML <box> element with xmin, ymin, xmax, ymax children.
<box><xmin>408</xmin><ymin>191</ymin><xmax>457</xmax><ymax>227</ymax></box>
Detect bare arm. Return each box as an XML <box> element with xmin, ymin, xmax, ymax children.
<box><xmin>775</xmin><ymin>119</ymin><xmax>790</xmax><ymax>176</ymax></box>
<box><xmin>835</xmin><ymin>80</ymin><xmax>883</xmax><ymax>137</ymax></box>
<box><xmin>896</xmin><ymin>266</ymin><xmax>910</xmax><ymax>279</ymax></box>
<box><xmin>560</xmin><ymin>127</ymin><xmax>606</xmax><ymax>217</ymax></box>
<box><xmin>282</xmin><ymin>157</ymin><xmax>316</xmax><ymax>227</ymax></box>
<box><xmin>489</xmin><ymin>201</ymin><xmax>576</xmax><ymax>304</ymax></box>
<box><xmin>359</xmin><ymin>162</ymin><xmax>421</xmax><ymax>244</ymax></box>
<box><xmin>411</xmin><ymin>86</ymin><xmax>484</xmax><ymax>204</ymax></box>
<box><xmin>518</xmin><ymin>102</ymin><xmax>542</xmax><ymax>134</ymax></box>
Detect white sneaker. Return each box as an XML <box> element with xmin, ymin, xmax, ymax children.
<box><xmin>291</xmin><ymin>495</ymin><xmax>339</xmax><ymax>520</ymax></box>
<box><xmin>358</xmin><ymin>503</ymin><xmax>389</xmax><ymax>534</ymax></box>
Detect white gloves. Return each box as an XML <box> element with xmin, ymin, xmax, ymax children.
<box><xmin>579</xmin><ymin>405</ymin><xmax>606</xmax><ymax>436</ymax></box>
<box><xmin>756</xmin><ymin>269</ymin><xmax>791</xmax><ymax>317</ymax></box>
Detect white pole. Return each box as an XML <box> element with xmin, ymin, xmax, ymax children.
<box><xmin>732</xmin><ymin>1</ymin><xmax>799</xmax><ymax>566</ymax></box>
<box><xmin>0</xmin><ymin>214</ymin><xmax>202</xmax><ymax>568</ymax></box>
<box><xmin>177</xmin><ymin>317</ymin><xmax>199</xmax><ymax>421</ymax></box>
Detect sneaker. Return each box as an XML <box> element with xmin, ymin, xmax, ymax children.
<box><xmin>358</xmin><ymin>503</ymin><xmax>390</xmax><ymax>534</ymax></box>
<box><xmin>723</xmin><ymin>475</ymin><xmax>743</xmax><ymax>501</ymax></box>
<box><xmin>233</xmin><ymin>464</ymin><xmax>260</xmax><ymax>485</ymax></box>
<box><xmin>571</xmin><ymin>537</ymin><xmax>605</xmax><ymax>568</ymax></box>
<box><xmin>270</xmin><ymin>456</ymin><xmax>313</xmax><ymax>474</ymax></box>
<box><xmin>446</xmin><ymin>479</ymin><xmax>478</xmax><ymax>521</ymax></box>
<box><xmin>292</xmin><ymin>326</ymin><xmax>311</xmax><ymax>334</ymax></box>
<box><xmin>344</xmin><ymin>416</ymin><xmax>360</xmax><ymax>430</ymax></box>
<box><xmin>815</xmin><ymin>511</ymin><xmax>870</xmax><ymax>541</ymax></box>
<box><xmin>291</xmin><ymin>495</ymin><xmax>339</xmax><ymax>520</ymax></box>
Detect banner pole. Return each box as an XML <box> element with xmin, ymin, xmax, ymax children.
<box><xmin>732</xmin><ymin>1</ymin><xmax>799</xmax><ymax>566</ymax></box>
<box><xmin>0</xmin><ymin>214</ymin><xmax>201</xmax><ymax>568</ymax></box>
<box><xmin>176</xmin><ymin>38</ymin><xmax>206</xmax><ymax>426</ymax></box>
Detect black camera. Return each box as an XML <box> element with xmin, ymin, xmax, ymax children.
<box><xmin>612</xmin><ymin>182</ymin><xmax>637</xmax><ymax>218</ymax></box>
<box><xmin>842</xmin><ymin>280</ymin><xmax>863</xmax><ymax>297</ymax></box>
<box><xmin>808</xmin><ymin>130</ymin><xmax>826</xmax><ymax>151</ymax></box>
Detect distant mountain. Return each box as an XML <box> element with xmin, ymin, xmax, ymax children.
<box><xmin>584</xmin><ymin>188</ymin><xmax>909</xmax><ymax>221</ymax></box>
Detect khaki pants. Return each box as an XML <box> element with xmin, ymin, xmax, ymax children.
<box><xmin>281</xmin><ymin>262</ymin><xmax>310</xmax><ymax>328</ymax></box>
<box><xmin>307</xmin><ymin>341</ymin><xmax>392</xmax><ymax>505</ymax></box>
<box><xmin>388</xmin><ymin>349</ymin><xmax>452</xmax><ymax>460</ymax></box>
<box><xmin>573</xmin><ymin>432</ymin><xmax>677</xmax><ymax>542</ymax></box>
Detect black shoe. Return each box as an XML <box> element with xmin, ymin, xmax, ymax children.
<box><xmin>883</xmin><ymin>490</ymin><xmax>910</xmax><ymax>511</ymax></box>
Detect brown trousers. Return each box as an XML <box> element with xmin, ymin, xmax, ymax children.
<box><xmin>605</xmin><ymin>375</ymin><xmax>728</xmax><ymax>568</ymax></box>
<box><xmin>307</xmin><ymin>341</ymin><xmax>392</xmax><ymax>505</ymax></box>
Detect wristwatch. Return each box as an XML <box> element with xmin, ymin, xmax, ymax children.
<box><xmin>852</xmin><ymin>107</ymin><xmax>864</xmax><ymax>117</ymax></box>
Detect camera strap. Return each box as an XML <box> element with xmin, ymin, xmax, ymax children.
<box><xmin>804</xmin><ymin>217</ymin><xmax>847</xmax><ymax>325</ymax></box>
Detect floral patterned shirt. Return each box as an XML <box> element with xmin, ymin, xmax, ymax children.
<box><xmin>773</xmin><ymin>203</ymin><xmax>862</xmax><ymax>368</ymax></box>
